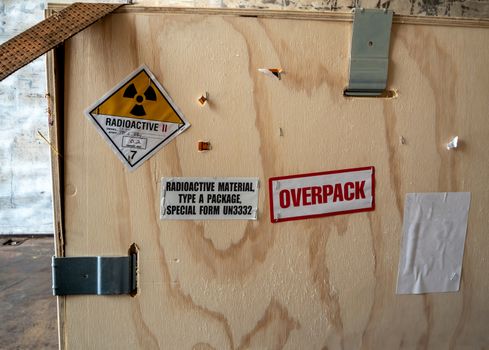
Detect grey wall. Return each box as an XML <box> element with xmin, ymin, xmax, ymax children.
<box><xmin>0</xmin><ymin>0</ymin><xmax>53</xmax><ymax>234</ymax></box>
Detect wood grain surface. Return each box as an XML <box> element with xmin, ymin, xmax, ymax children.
<box><xmin>56</xmin><ymin>9</ymin><xmax>489</xmax><ymax>350</ymax></box>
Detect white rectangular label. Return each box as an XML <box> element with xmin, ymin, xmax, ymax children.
<box><xmin>396</xmin><ymin>192</ymin><xmax>471</xmax><ymax>294</ymax></box>
<box><xmin>122</xmin><ymin>136</ymin><xmax>148</xmax><ymax>149</ymax></box>
<box><xmin>160</xmin><ymin>177</ymin><xmax>259</xmax><ymax>220</ymax></box>
<box><xmin>269</xmin><ymin>167</ymin><xmax>375</xmax><ymax>223</ymax></box>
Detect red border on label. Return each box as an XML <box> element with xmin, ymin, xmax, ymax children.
<box><xmin>268</xmin><ymin>166</ymin><xmax>375</xmax><ymax>223</ymax></box>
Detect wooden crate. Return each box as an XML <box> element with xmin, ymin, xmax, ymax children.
<box><xmin>47</xmin><ymin>6</ymin><xmax>489</xmax><ymax>349</ymax></box>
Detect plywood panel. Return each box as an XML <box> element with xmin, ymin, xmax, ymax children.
<box><xmin>59</xmin><ymin>10</ymin><xmax>489</xmax><ymax>350</ymax></box>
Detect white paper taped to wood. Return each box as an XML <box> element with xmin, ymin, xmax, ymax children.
<box><xmin>396</xmin><ymin>192</ymin><xmax>471</xmax><ymax>294</ymax></box>
<box><xmin>160</xmin><ymin>177</ymin><xmax>259</xmax><ymax>220</ymax></box>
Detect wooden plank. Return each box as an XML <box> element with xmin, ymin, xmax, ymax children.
<box><xmin>48</xmin><ymin>0</ymin><xmax>489</xmax><ymax>20</ymax></box>
<box><xmin>46</xmin><ymin>47</ymin><xmax>64</xmax><ymax>257</ymax></box>
<box><xmin>220</xmin><ymin>0</ymin><xmax>489</xmax><ymax>18</ymax></box>
<box><xmin>47</xmin><ymin>5</ymin><xmax>489</xmax><ymax>28</ymax></box>
<box><xmin>46</xmin><ymin>47</ymin><xmax>66</xmax><ymax>350</ymax></box>
<box><xmin>114</xmin><ymin>6</ymin><xmax>489</xmax><ymax>27</ymax></box>
<box><xmin>57</xmin><ymin>9</ymin><xmax>489</xmax><ymax>350</ymax></box>
<box><xmin>0</xmin><ymin>3</ymin><xmax>123</xmax><ymax>81</ymax></box>
<box><xmin>45</xmin><ymin>8</ymin><xmax>66</xmax><ymax>350</ymax></box>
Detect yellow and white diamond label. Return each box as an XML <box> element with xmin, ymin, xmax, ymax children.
<box><xmin>85</xmin><ymin>65</ymin><xmax>190</xmax><ymax>170</ymax></box>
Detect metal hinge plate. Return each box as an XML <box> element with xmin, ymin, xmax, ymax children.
<box><xmin>345</xmin><ymin>8</ymin><xmax>394</xmax><ymax>97</ymax></box>
<box><xmin>52</xmin><ymin>254</ymin><xmax>137</xmax><ymax>296</ymax></box>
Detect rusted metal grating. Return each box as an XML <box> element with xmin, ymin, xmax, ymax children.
<box><xmin>0</xmin><ymin>3</ymin><xmax>124</xmax><ymax>81</ymax></box>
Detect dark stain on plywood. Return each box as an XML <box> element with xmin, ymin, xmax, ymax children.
<box><xmin>361</xmin><ymin>212</ymin><xmax>385</xmax><ymax>349</ymax></box>
<box><xmin>258</xmin><ymin>19</ymin><xmax>344</xmax><ymax>99</ymax></box>
<box><xmin>307</xmin><ymin>219</ymin><xmax>346</xmax><ymax>349</ymax></box>
<box><xmin>185</xmin><ymin>221</ymin><xmax>274</xmax><ymax>278</ymax></box>
<box><xmin>237</xmin><ymin>298</ymin><xmax>300</xmax><ymax>350</ymax></box>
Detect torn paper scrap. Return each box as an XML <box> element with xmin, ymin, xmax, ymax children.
<box><xmin>258</xmin><ymin>68</ymin><xmax>283</xmax><ymax>80</ymax></box>
<box><xmin>396</xmin><ymin>192</ymin><xmax>471</xmax><ymax>294</ymax></box>
<box><xmin>446</xmin><ymin>136</ymin><xmax>459</xmax><ymax>150</ymax></box>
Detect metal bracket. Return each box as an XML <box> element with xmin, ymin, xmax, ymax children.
<box><xmin>345</xmin><ymin>8</ymin><xmax>393</xmax><ymax>97</ymax></box>
<box><xmin>52</xmin><ymin>254</ymin><xmax>137</xmax><ymax>296</ymax></box>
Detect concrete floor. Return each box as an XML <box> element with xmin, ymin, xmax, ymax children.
<box><xmin>0</xmin><ymin>237</ymin><xmax>58</xmax><ymax>349</ymax></box>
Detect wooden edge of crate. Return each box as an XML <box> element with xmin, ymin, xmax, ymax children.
<box><xmin>46</xmin><ymin>49</ymin><xmax>64</xmax><ymax>258</ymax></box>
<box><xmin>45</xmin><ymin>7</ymin><xmax>66</xmax><ymax>350</ymax></box>
<box><xmin>47</xmin><ymin>4</ymin><xmax>489</xmax><ymax>29</ymax></box>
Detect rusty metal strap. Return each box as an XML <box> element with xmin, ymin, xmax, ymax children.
<box><xmin>0</xmin><ymin>3</ymin><xmax>124</xmax><ymax>81</ymax></box>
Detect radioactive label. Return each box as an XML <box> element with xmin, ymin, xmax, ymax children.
<box><xmin>160</xmin><ymin>177</ymin><xmax>259</xmax><ymax>220</ymax></box>
<box><xmin>85</xmin><ymin>65</ymin><xmax>190</xmax><ymax>170</ymax></box>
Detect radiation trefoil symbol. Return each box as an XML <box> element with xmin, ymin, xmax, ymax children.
<box><xmin>122</xmin><ymin>83</ymin><xmax>157</xmax><ymax>116</ymax></box>
<box><xmin>84</xmin><ymin>65</ymin><xmax>190</xmax><ymax>171</ymax></box>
